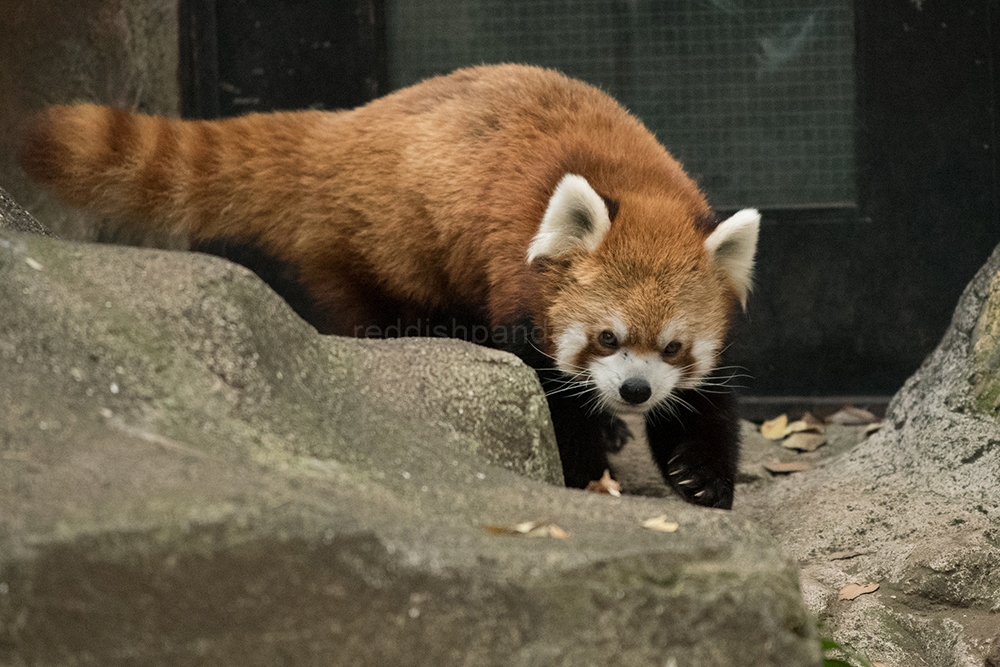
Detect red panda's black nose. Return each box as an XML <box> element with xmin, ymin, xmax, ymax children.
<box><xmin>619</xmin><ymin>378</ymin><xmax>652</xmax><ymax>405</ymax></box>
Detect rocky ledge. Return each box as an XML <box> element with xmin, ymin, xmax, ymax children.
<box><xmin>0</xmin><ymin>190</ymin><xmax>819</xmax><ymax>666</ymax></box>
<box><xmin>735</xmin><ymin>241</ymin><xmax>1000</xmax><ymax>666</ymax></box>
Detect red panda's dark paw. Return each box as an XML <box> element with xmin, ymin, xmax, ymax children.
<box><xmin>666</xmin><ymin>465</ymin><xmax>734</xmax><ymax>509</ymax></box>
<box><xmin>600</xmin><ymin>415</ymin><xmax>634</xmax><ymax>453</ymax></box>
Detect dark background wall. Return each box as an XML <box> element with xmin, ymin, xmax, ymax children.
<box><xmin>179</xmin><ymin>0</ymin><xmax>1000</xmax><ymax>410</ymax></box>
<box><xmin>2</xmin><ymin>0</ymin><xmax>983</xmax><ymax>411</ymax></box>
<box><xmin>180</xmin><ymin>0</ymin><xmax>385</xmax><ymax>118</ymax></box>
<box><xmin>729</xmin><ymin>1</ymin><xmax>999</xmax><ymax>408</ymax></box>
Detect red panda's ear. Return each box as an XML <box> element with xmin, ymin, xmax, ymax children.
<box><xmin>527</xmin><ymin>174</ymin><xmax>612</xmax><ymax>263</ymax></box>
<box><xmin>704</xmin><ymin>208</ymin><xmax>760</xmax><ymax>309</ymax></box>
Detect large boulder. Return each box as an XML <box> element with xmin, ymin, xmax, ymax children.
<box><xmin>0</xmin><ymin>210</ymin><xmax>820</xmax><ymax>665</ymax></box>
<box><xmin>731</xmin><ymin>243</ymin><xmax>1000</xmax><ymax>666</ymax></box>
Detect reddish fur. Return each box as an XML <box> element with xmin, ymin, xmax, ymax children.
<box><xmin>19</xmin><ymin>64</ymin><xmax>734</xmax><ymax>350</ymax></box>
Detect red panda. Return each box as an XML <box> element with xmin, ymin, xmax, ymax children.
<box><xmin>19</xmin><ymin>64</ymin><xmax>759</xmax><ymax>508</ymax></box>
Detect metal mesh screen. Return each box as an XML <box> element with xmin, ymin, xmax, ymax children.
<box><xmin>387</xmin><ymin>1</ymin><xmax>855</xmax><ymax>209</ymax></box>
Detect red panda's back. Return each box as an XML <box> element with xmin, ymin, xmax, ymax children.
<box><xmin>312</xmin><ymin>65</ymin><xmax>711</xmax><ymax>311</ymax></box>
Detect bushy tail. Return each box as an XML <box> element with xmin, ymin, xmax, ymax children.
<box><xmin>18</xmin><ymin>104</ymin><xmax>322</xmax><ymax>245</ymax></box>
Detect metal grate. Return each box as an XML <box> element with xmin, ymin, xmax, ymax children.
<box><xmin>387</xmin><ymin>0</ymin><xmax>855</xmax><ymax>209</ymax></box>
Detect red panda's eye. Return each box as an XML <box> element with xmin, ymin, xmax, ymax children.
<box><xmin>598</xmin><ymin>330</ymin><xmax>619</xmax><ymax>349</ymax></box>
<box><xmin>663</xmin><ymin>341</ymin><xmax>682</xmax><ymax>357</ymax></box>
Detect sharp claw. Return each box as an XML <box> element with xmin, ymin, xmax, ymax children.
<box><xmin>677</xmin><ymin>478</ymin><xmax>696</xmax><ymax>487</ymax></box>
<box><xmin>694</xmin><ymin>490</ymin><xmax>707</xmax><ymax>498</ymax></box>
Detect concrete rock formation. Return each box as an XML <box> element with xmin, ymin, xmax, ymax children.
<box><xmin>734</xmin><ymin>242</ymin><xmax>1000</xmax><ymax>666</ymax></box>
<box><xmin>0</xmin><ymin>184</ymin><xmax>819</xmax><ymax>666</ymax></box>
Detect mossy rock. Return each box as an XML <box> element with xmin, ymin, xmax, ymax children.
<box><xmin>972</xmin><ymin>271</ymin><xmax>1000</xmax><ymax>418</ymax></box>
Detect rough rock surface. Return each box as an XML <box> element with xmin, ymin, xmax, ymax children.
<box><xmin>0</xmin><ymin>220</ymin><xmax>820</xmax><ymax>665</ymax></box>
<box><xmin>736</xmin><ymin>245</ymin><xmax>1000</xmax><ymax>666</ymax></box>
<box><xmin>0</xmin><ymin>187</ymin><xmax>51</xmax><ymax>236</ymax></box>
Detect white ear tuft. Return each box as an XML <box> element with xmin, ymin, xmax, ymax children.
<box><xmin>527</xmin><ymin>174</ymin><xmax>612</xmax><ymax>263</ymax></box>
<box><xmin>704</xmin><ymin>208</ymin><xmax>760</xmax><ymax>309</ymax></box>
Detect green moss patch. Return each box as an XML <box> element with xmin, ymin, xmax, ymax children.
<box><xmin>972</xmin><ymin>271</ymin><xmax>1000</xmax><ymax>419</ymax></box>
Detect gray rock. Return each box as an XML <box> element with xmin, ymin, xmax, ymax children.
<box><xmin>0</xmin><ymin>226</ymin><xmax>820</xmax><ymax>666</ymax></box>
<box><xmin>732</xmin><ymin>242</ymin><xmax>1000</xmax><ymax>666</ymax></box>
<box><xmin>0</xmin><ymin>186</ymin><xmax>51</xmax><ymax>236</ymax></box>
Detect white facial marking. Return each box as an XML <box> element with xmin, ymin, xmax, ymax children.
<box><xmin>554</xmin><ymin>322</ymin><xmax>588</xmax><ymax>377</ymax></box>
<box><xmin>557</xmin><ymin>317</ymin><xmax>722</xmax><ymax>416</ymax></box>
<box><xmin>657</xmin><ymin>319</ymin><xmax>687</xmax><ymax>350</ymax></box>
<box><xmin>588</xmin><ymin>351</ymin><xmax>681</xmax><ymax>415</ymax></box>
<box><xmin>608</xmin><ymin>312</ymin><xmax>628</xmax><ymax>343</ymax></box>
<box><xmin>680</xmin><ymin>336</ymin><xmax>721</xmax><ymax>389</ymax></box>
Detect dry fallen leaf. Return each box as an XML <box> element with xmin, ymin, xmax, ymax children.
<box><xmin>585</xmin><ymin>469</ymin><xmax>621</xmax><ymax>497</ymax></box>
<box><xmin>827</xmin><ymin>550</ymin><xmax>870</xmax><ymax>561</ymax></box>
<box><xmin>782</xmin><ymin>432</ymin><xmax>827</xmax><ymax>452</ymax></box>
<box><xmin>482</xmin><ymin>524</ymin><xmax>518</xmax><ymax>535</ymax></box>
<box><xmin>801</xmin><ymin>412</ymin><xmax>825</xmax><ymax>428</ymax></box>
<box><xmin>763</xmin><ymin>459</ymin><xmax>816</xmax><ymax>474</ymax></box>
<box><xmin>761</xmin><ymin>414</ymin><xmax>789</xmax><ymax>440</ymax></box>
<box><xmin>863</xmin><ymin>421</ymin><xmax>884</xmax><ymax>437</ymax></box>
<box><xmin>513</xmin><ymin>521</ymin><xmax>540</xmax><ymax>534</ymax></box>
<box><xmin>826</xmin><ymin>406</ymin><xmax>879</xmax><ymax>425</ymax></box>
<box><xmin>785</xmin><ymin>412</ymin><xmax>826</xmax><ymax>436</ymax></box>
<box><xmin>546</xmin><ymin>524</ymin><xmax>570</xmax><ymax>539</ymax></box>
<box><xmin>482</xmin><ymin>521</ymin><xmax>570</xmax><ymax>539</ymax></box>
<box><xmin>838</xmin><ymin>582</ymin><xmax>880</xmax><ymax>600</ymax></box>
<box><xmin>641</xmin><ymin>515</ymin><xmax>679</xmax><ymax>533</ymax></box>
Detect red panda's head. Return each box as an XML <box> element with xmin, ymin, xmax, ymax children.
<box><xmin>528</xmin><ymin>174</ymin><xmax>760</xmax><ymax>416</ymax></box>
